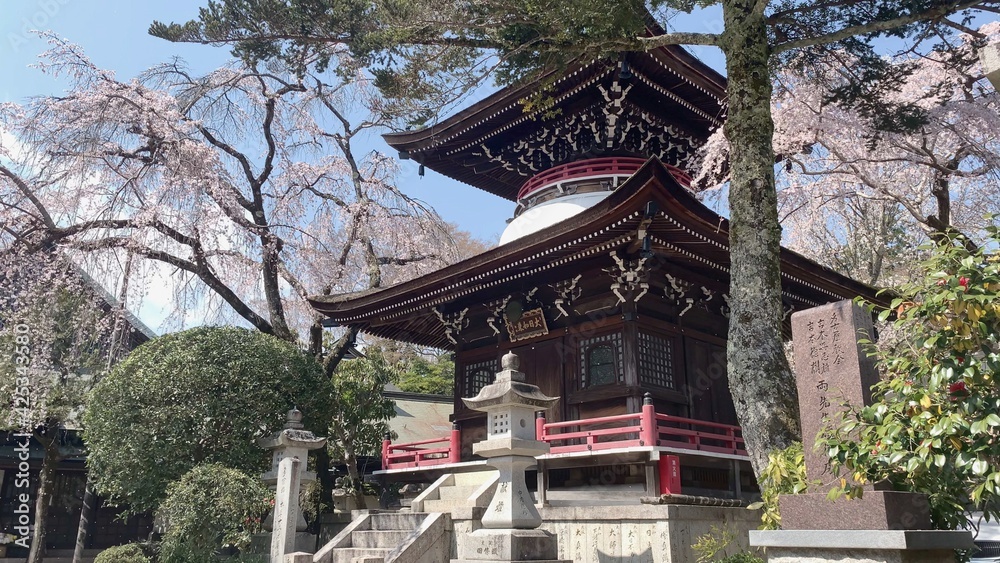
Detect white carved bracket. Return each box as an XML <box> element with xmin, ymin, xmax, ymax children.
<box><xmin>605</xmin><ymin>252</ymin><xmax>650</xmax><ymax>305</ymax></box>
<box><xmin>434</xmin><ymin>307</ymin><xmax>469</xmax><ymax>345</ymax></box>
<box><xmin>550</xmin><ymin>275</ymin><xmax>583</xmax><ymax>320</ymax></box>
<box><xmin>486</xmin><ymin>296</ymin><xmax>513</xmax><ymax>337</ymax></box>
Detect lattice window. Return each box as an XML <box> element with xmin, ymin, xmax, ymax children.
<box><xmin>638</xmin><ymin>331</ymin><xmax>675</xmax><ymax>388</ymax></box>
<box><xmin>579</xmin><ymin>332</ymin><xmax>623</xmax><ymax>388</ymax></box>
<box><xmin>463</xmin><ymin>358</ymin><xmax>498</xmax><ymax>398</ymax></box>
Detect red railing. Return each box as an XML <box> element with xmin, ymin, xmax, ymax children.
<box><xmin>382</xmin><ymin>425</ymin><xmax>461</xmax><ymax>470</ymax></box>
<box><xmin>516</xmin><ymin>157</ymin><xmax>693</xmax><ymax>201</ymax></box>
<box><xmin>536</xmin><ymin>401</ymin><xmax>746</xmax><ymax>458</ymax></box>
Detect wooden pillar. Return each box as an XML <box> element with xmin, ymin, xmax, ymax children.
<box><xmin>622</xmin><ymin>303</ymin><xmax>641</xmax><ymax>413</ymax></box>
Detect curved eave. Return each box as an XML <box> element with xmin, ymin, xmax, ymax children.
<box><xmin>382</xmin><ymin>45</ymin><xmax>727</xmax><ymax>202</ymax></box>
<box><xmin>384</xmin><ymin>44</ymin><xmax>726</xmax><ymax>151</ymax></box>
<box><xmin>309</xmin><ymin>158</ymin><xmax>885</xmax><ymax>348</ymax></box>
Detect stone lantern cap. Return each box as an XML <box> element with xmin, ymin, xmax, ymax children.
<box><xmin>257</xmin><ymin>407</ymin><xmax>328</xmax><ymax>451</ymax></box>
<box><xmin>258</xmin><ymin>408</ymin><xmax>327</xmax><ymax>485</ymax></box>
<box><xmin>463</xmin><ymin>352</ymin><xmax>559</xmax><ymax>412</ymax></box>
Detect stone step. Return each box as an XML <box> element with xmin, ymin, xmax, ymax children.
<box><xmin>423</xmin><ymin>498</ymin><xmax>472</xmax><ymax>513</ymax></box>
<box><xmin>351</xmin><ymin>530</ymin><xmax>414</xmax><ymax>548</ymax></box>
<box><xmin>327</xmin><ymin>547</ymin><xmax>392</xmax><ymax>562</ymax></box>
<box><xmin>453</xmin><ymin>470</ymin><xmax>495</xmax><ymax>487</ymax></box>
<box><xmin>437</xmin><ymin>485</ymin><xmax>479</xmax><ymax>501</ymax></box>
<box><xmin>368</xmin><ymin>512</ymin><xmax>427</xmax><ymax>531</ymax></box>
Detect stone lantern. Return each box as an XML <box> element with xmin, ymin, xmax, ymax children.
<box><xmin>258</xmin><ymin>408</ymin><xmax>327</xmax><ymax>533</ymax></box>
<box><xmin>455</xmin><ymin>351</ymin><xmax>568</xmax><ymax>563</ymax></box>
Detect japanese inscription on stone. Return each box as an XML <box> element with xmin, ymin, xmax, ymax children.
<box><xmin>791</xmin><ymin>300</ymin><xmax>879</xmax><ymax>484</ymax></box>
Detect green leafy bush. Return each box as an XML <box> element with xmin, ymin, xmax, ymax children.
<box><xmin>158</xmin><ymin>463</ymin><xmax>270</xmax><ymax>563</ymax></box>
<box><xmin>717</xmin><ymin>553</ymin><xmax>765</xmax><ymax>563</ymax></box>
<box><xmin>93</xmin><ymin>543</ymin><xmax>152</xmax><ymax>563</ymax></box>
<box><xmin>747</xmin><ymin>442</ymin><xmax>813</xmax><ymax>529</ymax></box>
<box><xmin>83</xmin><ymin>326</ymin><xmax>333</xmax><ymax>513</ymax></box>
<box><xmin>691</xmin><ymin>523</ymin><xmax>764</xmax><ymax>563</ymax></box>
<box><xmin>822</xmin><ymin>227</ymin><xmax>1000</xmax><ymax>530</ymax></box>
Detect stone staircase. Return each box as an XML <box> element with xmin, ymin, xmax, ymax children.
<box><xmin>411</xmin><ymin>470</ymin><xmax>498</xmax><ymax>513</ymax></box>
<box><xmin>314</xmin><ymin>511</ymin><xmax>449</xmax><ymax>563</ymax></box>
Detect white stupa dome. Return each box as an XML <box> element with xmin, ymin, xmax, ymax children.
<box><xmin>499</xmin><ymin>191</ymin><xmax>611</xmax><ymax>245</ymax></box>
<box><xmin>498</xmin><ymin>157</ymin><xmax>649</xmax><ymax>246</ymax></box>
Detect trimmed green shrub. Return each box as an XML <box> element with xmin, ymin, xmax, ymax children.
<box><xmin>84</xmin><ymin>326</ymin><xmax>333</xmax><ymax>513</ymax></box>
<box><xmin>158</xmin><ymin>463</ymin><xmax>270</xmax><ymax>563</ymax></box>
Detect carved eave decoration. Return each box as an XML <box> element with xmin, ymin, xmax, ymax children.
<box><xmin>308</xmin><ymin>158</ymin><xmax>887</xmax><ymax>350</ymax></box>
<box><xmin>383</xmin><ymin>46</ymin><xmax>727</xmax><ymax>202</ymax></box>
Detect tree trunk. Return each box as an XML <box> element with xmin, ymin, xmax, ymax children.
<box><xmin>720</xmin><ymin>0</ymin><xmax>801</xmax><ymax>478</ymax></box>
<box><xmin>344</xmin><ymin>451</ymin><xmax>366</xmax><ymax>508</ymax></box>
<box><xmin>314</xmin><ymin>447</ymin><xmax>334</xmax><ymax>519</ymax></box>
<box><xmin>71</xmin><ymin>478</ymin><xmax>96</xmax><ymax>563</ymax></box>
<box><xmin>28</xmin><ymin>427</ymin><xmax>62</xmax><ymax>563</ymax></box>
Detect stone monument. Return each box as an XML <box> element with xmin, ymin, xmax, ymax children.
<box><xmin>258</xmin><ymin>408</ymin><xmax>327</xmax><ymax>552</ymax></box>
<box><xmin>781</xmin><ymin>300</ymin><xmax>932</xmax><ymax>530</ymax></box>
<box><xmin>271</xmin><ymin>456</ymin><xmax>301</xmax><ymax>563</ymax></box>
<box><xmin>453</xmin><ymin>351</ymin><xmax>570</xmax><ymax>563</ymax></box>
<box><xmin>750</xmin><ymin>300</ymin><xmax>973</xmax><ymax>562</ymax></box>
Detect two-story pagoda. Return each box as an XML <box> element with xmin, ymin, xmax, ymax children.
<box><xmin>309</xmin><ymin>46</ymin><xmax>882</xmax><ymax>504</ymax></box>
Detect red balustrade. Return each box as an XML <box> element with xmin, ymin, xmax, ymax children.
<box><xmin>381</xmin><ymin>426</ymin><xmax>461</xmax><ymax>470</ymax></box>
<box><xmin>536</xmin><ymin>407</ymin><xmax>744</xmax><ymax>457</ymax></box>
<box><xmin>536</xmin><ymin>406</ymin><xmax>745</xmax><ymax>495</ymax></box>
<box><xmin>516</xmin><ymin>157</ymin><xmax>693</xmax><ymax>201</ymax></box>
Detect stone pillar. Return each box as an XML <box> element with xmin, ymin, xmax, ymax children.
<box><xmin>453</xmin><ymin>351</ymin><xmax>569</xmax><ymax>563</ymax></box>
<box><xmin>259</xmin><ymin>408</ymin><xmax>327</xmax><ymax>554</ymax></box>
<box><xmin>750</xmin><ymin>300</ymin><xmax>973</xmax><ymax>563</ymax></box>
<box><xmin>271</xmin><ymin>457</ymin><xmax>301</xmax><ymax>563</ymax></box>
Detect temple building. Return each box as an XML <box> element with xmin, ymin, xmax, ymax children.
<box><xmin>308</xmin><ymin>46</ymin><xmax>882</xmax><ymax>505</ymax></box>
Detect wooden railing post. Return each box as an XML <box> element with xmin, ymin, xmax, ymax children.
<box><xmin>640</xmin><ymin>393</ymin><xmax>657</xmax><ymax>447</ymax></box>
<box><xmin>535</xmin><ymin>411</ymin><xmax>546</xmax><ymax>441</ymax></box>
<box><xmin>381</xmin><ymin>432</ymin><xmax>391</xmax><ymax>469</ymax></box>
<box><xmin>449</xmin><ymin>423</ymin><xmax>461</xmax><ymax>464</ymax></box>
<box><xmin>658</xmin><ymin>455</ymin><xmax>681</xmax><ymax>495</ymax></box>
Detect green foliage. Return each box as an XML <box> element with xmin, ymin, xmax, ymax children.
<box><xmin>691</xmin><ymin>523</ymin><xmax>763</xmax><ymax>563</ymax></box>
<box><xmin>149</xmin><ymin>0</ymin><xmax>987</xmax><ymax>136</ymax></box>
<box><xmin>396</xmin><ymin>353</ymin><xmax>454</xmax><ymax>396</ymax></box>
<box><xmin>821</xmin><ymin>225</ymin><xmax>1000</xmax><ymax>531</ymax></box>
<box><xmin>747</xmin><ymin>442</ymin><xmax>814</xmax><ymax>530</ymax></box>
<box><xmin>328</xmin><ymin>348</ymin><xmax>398</xmax><ymax>464</ymax></box>
<box><xmin>158</xmin><ymin>464</ymin><xmax>270</xmax><ymax>563</ymax></box>
<box><xmin>691</xmin><ymin>524</ymin><xmax>735</xmax><ymax>562</ymax></box>
<box><xmin>83</xmin><ymin>326</ymin><xmax>333</xmax><ymax>514</ymax></box>
<box><xmin>93</xmin><ymin>543</ymin><xmax>152</xmax><ymax>563</ymax></box>
<box><xmin>716</xmin><ymin>554</ymin><xmax>765</xmax><ymax>563</ymax></box>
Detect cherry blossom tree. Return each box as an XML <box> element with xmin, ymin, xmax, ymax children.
<box><xmin>698</xmin><ymin>23</ymin><xmax>1000</xmax><ymax>284</ymax></box>
<box><xmin>0</xmin><ymin>34</ymin><xmax>461</xmax><ymax>370</ymax></box>
<box><xmin>0</xmin><ymin>250</ymin><xmax>129</xmax><ymax>563</ymax></box>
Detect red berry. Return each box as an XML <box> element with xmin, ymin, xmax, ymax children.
<box><xmin>959</xmin><ymin>277</ymin><xmax>969</xmax><ymax>288</ymax></box>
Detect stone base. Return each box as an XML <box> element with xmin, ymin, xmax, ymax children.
<box><xmin>248</xmin><ymin>531</ymin><xmax>316</xmax><ymax>554</ymax></box>
<box><xmin>779</xmin><ymin>491</ymin><xmax>932</xmax><ymax>530</ymax></box>
<box><xmin>454</xmin><ymin>528</ymin><xmax>564</xmax><ymax>562</ymax></box>
<box><xmin>750</xmin><ymin>530</ymin><xmax>973</xmax><ymax>563</ymax></box>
